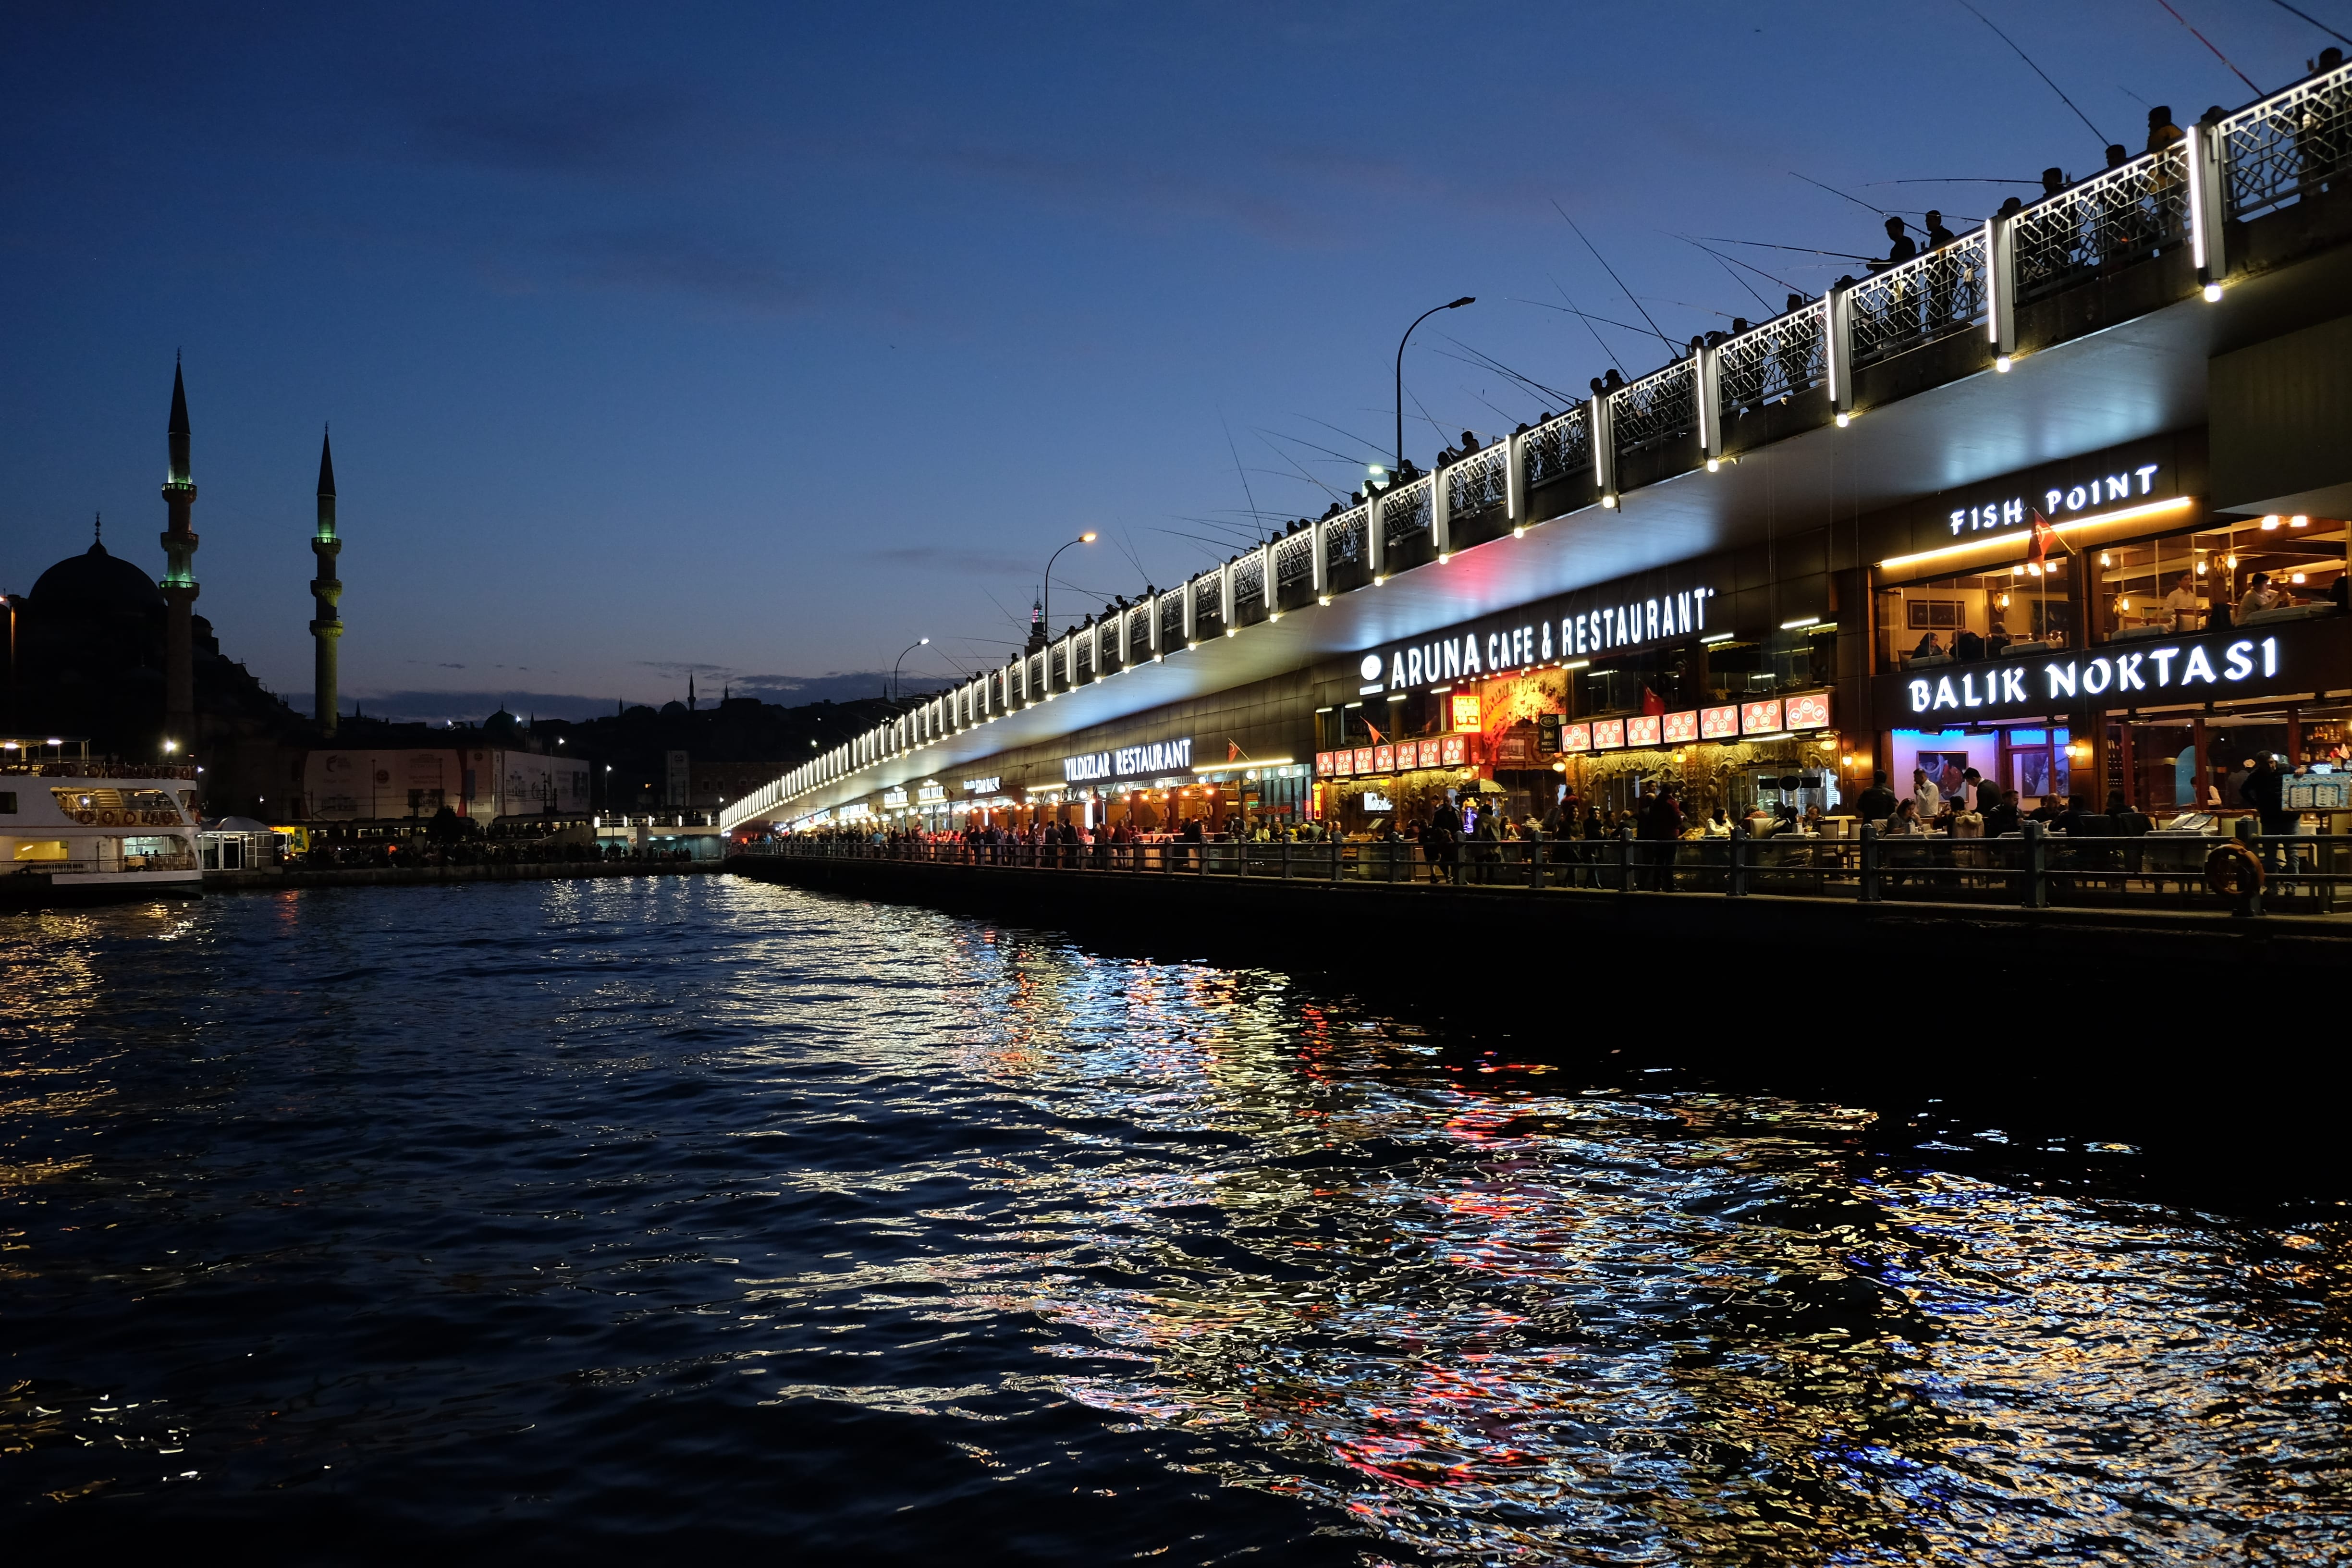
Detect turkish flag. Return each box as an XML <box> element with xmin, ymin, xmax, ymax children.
<box><xmin>1362</xmin><ymin>719</ymin><xmax>1385</xmax><ymax>745</ymax></box>
<box><xmin>2027</xmin><ymin>509</ymin><xmax>2060</xmax><ymax>570</ymax></box>
<box><xmin>1641</xmin><ymin>687</ymin><xmax>1666</xmax><ymax>716</ymax></box>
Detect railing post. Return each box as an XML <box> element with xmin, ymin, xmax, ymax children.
<box><xmin>1431</xmin><ymin>464</ymin><xmax>1451</xmax><ymax>557</ymax></box>
<box><xmin>1330</xmin><ymin>837</ymin><xmax>1342</xmax><ymax>882</ymax></box>
<box><xmin>1505</xmin><ymin>428</ymin><xmax>1527</xmax><ymax>529</ymax></box>
<box><xmin>1696</xmin><ymin>343</ymin><xmax>1723</xmax><ymax>466</ymax></box>
<box><xmin>1182</xmin><ymin>578</ymin><xmax>1198</xmax><ymax>644</ymax></box>
<box><xmin>1236</xmin><ymin>836</ymin><xmax>1247</xmax><ymax>878</ymax></box>
<box><xmin>1858</xmin><ymin>823</ymin><xmax>1881</xmax><ymax>901</ymax></box>
<box><xmin>1528</xmin><ymin>835</ymin><xmax>1543</xmax><ymax>889</ymax></box>
<box><xmin>1984</xmin><ymin>218</ymin><xmax>2015</xmax><ymax>360</ymax></box>
<box><xmin>1591</xmin><ymin>392</ymin><xmax>1616</xmax><ymax>502</ymax></box>
<box><xmin>1220</xmin><ymin>560</ymin><xmax>1235</xmax><ymax>628</ymax></box>
<box><xmin>2022</xmin><ymin>821</ymin><xmax>2048</xmax><ymax>909</ymax></box>
<box><xmin>1310</xmin><ymin>518</ymin><xmax>1329</xmax><ymax>596</ymax></box>
<box><xmin>2232</xmin><ymin>815</ymin><xmax>2266</xmax><ymax>917</ymax></box>
<box><xmin>1367</xmin><ymin>488</ymin><xmax>1386</xmax><ymax>578</ymax></box>
<box><xmin>1282</xmin><ymin>838</ymin><xmax>1292</xmax><ymax>881</ymax></box>
<box><xmin>1825</xmin><ymin>285</ymin><xmax>1854</xmax><ymax>421</ymax></box>
<box><xmin>1615</xmin><ymin>825</ymin><xmax>1632</xmax><ymax>891</ymax></box>
<box><xmin>1727</xmin><ymin>822</ymin><xmax>1749</xmax><ymax>896</ymax></box>
<box><xmin>2188</xmin><ymin>119</ymin><xmax>2229</xmax><ymax>295</ymax></box>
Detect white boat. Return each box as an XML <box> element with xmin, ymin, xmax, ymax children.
<box><xmin>1</xmin><ymin>738</ymin><xmax>204</xmax><ymax>905</ymax></box>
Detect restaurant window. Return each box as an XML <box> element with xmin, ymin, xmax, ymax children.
<box><xmin>2095</xmin><ymin>513</ymin><xmax>2346</xmax><ymax>641</ymax></box>
<box><xmin>1878</xmin><ymin>560</ymin><xmax>2074</xmax><ymax>670</ymax></box>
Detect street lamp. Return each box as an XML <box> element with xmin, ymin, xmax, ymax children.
<box><xmin>892</xmin><ymin>637</ymin><xmax>931</xmax><ymax>701</ymax></box>
<box><xmin>1395</xmin><ymin>297</ymin><xmax>1475</xmax><ymax>476</ymax></box>
<box><xmin>1041</xmin><ymin>532</ymin><xmax>1097</xmax><ymax>647</ymax></box>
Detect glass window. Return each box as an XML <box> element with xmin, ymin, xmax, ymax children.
<box><xmin>1878</xmin><ymin>560</ymin><xmax>2073</xmax><ymax>669</ymax></box>
<box><xmin>2095</xmin><ymin>513</ymin><xmax>2346</xmax><ymax>641</ymax></box>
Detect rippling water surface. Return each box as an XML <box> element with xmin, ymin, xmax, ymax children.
<box><xmin>4</xmin><ymin>878</ymin><xmax>2348</xmax><ymax>1563</ymax></box>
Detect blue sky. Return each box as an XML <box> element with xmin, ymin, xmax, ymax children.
<box><xmin>4</xmin><ymin>0</ymin><xmax>2340</xmax><ymax>722</ymax></box>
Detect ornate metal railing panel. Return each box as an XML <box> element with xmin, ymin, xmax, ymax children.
<box><xmin>1158</xmin><ymin>594</ymin><xmax>1184</xmax><ymax>647</ymax></box>
<box><xmin>2221</xmin><ymin>62</ymin><xmax>2352</xmax><ymax>219</ymax></box>
<box><xmin>1610</xmin><ymin>360</ymin><xmax>1695</xmax><ymax>453</ymax></box>
<box><xmin>1381</xmin><ymin>477</ymin><xmax>1432</xmax><ymax>550</ymax></box>
<box><xmin>1325</xmin><ymin>505</ymin><xmax>1367</xmax><ymax>569</ymax></box>
<box><xmin>1127</xmin><ymin>604</ymin><xmax>1152</xmax><ymax>654</ymax></box>
<box><xmin>1719</xmin><ymin>299</ymin><xmax>1825</xmax><ymax>411</ymax></box>
<box><xmin>1074</xmin><ymin>637</ymin><xmax>1093</xmax><ymax>679</ymax></box>
<box><xmin>2011</xmin><ymin>148</ymin><xmax>2187</xmax><ymax>303</ymax></box>
<box><xmin>1028</xmin><ymin>653</ymin><xmax>1046</xmax><ymax>694</ymax></box>
<box><xmin>1233</xmin><ymin>554</ymin><xmax>1264</xmax><ymax>615</ymax></box>
<box><xmin>1191</xmin><ymin>571</ymin><xmax>1223</xmax><ymax>638</ymax></box>
<box><xmin>1443</xmin><ymin>442</ymin><xmax>1510</xmax><ymax>520</ymax></box>
<box><xmin>1521</xmin><ymin>407</ymin><xmax>1590</xmax><ymax>489</ymax></box>
<box><xmin>1849</xmin><ymin>229</ymin><xmax>1990</xmax><ymax>365</ymax></box>
<box><xmin>1274</xmin><ymin>530</ymin><xmax>1313</xmax><ymax>588</ymax></box>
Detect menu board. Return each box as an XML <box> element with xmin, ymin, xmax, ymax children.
<box><xmin>1418</xmin><ymin>739</ymin><xmax>1445</xmax><ymax>768</ymax></box>
<box><xmin>1559</xmin><ymin>722</ymin><xmax>1592</xmax><ymax>753</ymax></box>
<box><xmin>1330</xmin><ymin>749</ymin><xmax>1353</xmax><ymax>776</ymax></box>
<box><xmin>1315</xmin><ymin>751</ymin><xmax>1332</xmax><ymax>774</ymax></box>
<box><xmin>1440</xmin><ymin>734</ymin><xmax>1467</xmax><ymax>766</ymax></box>
<box><xmin>1701</xmin><ymin>705</ymin><xmax>1740</xmax><ymax>739</ymax></box>
<box><xmin>1741</xmin><ymin>699</ymin><xmax>1784</xmax><ymax>735</ymax></box>
<box><xmin>2288</xmin><ymin>777</ymin><xmax>2352</xmax><ymax>809</ymax></box>
<box><xmin>1625</xmin><ymin>714</ymin><xmax>1662</xmax><ymax>747</ymax></box>
<box><xmin>1784</xmin><ymin>692</ymin><xmax>1832</xmax><ymax>729</ymax></box>
<box><xmin>1372</xmin><ymin>744</ymin><xmax>1395</xmax><ymax>772</ymax></box>
<box><xmin>1450</xmin><ymin>693</ymin><xmax>1482</xmax><ymax>732</ymax></box>
<box><xmin>1352</xmin><ymin>747</ymin><xmax>1375</xmax><ymax>774</ymax></box>
<box><xmin>1663</xmin><ymin>710</ymin><xmax>1700</xmax><ymax>744</ymax></box>
<box><xmin>1591</xmin><ymin>718</ymin><xmax>1626</xmax><ymax>750</ymax></box>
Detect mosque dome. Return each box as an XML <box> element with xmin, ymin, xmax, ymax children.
<box><xmin>30</xmin><ymin>541</ymin><xmax>165</xmax><ymax>613</ymax></box>
<box><xmin>659</xmin><ymin>700</ymin><xmax>688</xmax><ymax>716</ymax></box>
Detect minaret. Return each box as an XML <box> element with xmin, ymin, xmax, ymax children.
<box><xmin>310</xmin><ymin>428</ymin><xmax>342</xmax><ymax>735</ymax></box>
<box><xmin>159</xmin><ymin>359</ymin><xmax>200</xmax><ymax>749</ymax></box>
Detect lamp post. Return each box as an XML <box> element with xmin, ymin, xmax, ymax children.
<box><xmin>891</xmin><ymin>637</ymin><xmax>930</xmax><ymax>702</ymax></box>
<box><xmin>1040</xmin><ymin>532</ymin><xmax>1097</xmax><ymax>648</ymax></box>
<box><xmin>1395</xmin><ymin>297</ymin><xmax>1476</xmax><ymax>476</ymax></box>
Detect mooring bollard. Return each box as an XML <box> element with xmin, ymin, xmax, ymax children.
<box><xmin>1727</xmin><ymin>822</ymin><xmax>1749</xmax><ymax>897</ymax></box>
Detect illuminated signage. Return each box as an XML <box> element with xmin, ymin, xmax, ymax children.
<box><xmin>1331</xmin><ymin>749</ymin><xmax>1353</xmax><ymax>776</ymax></box>
<box><xmin>1372</xmin><ymin>744</ymin><xmax>1395</xmax><ymax>772</ymax></box>
<box><xmin>1315</xmin><ymin>751</ymin><xmax>1333</xmax><ymax>773</ymax></box>
<box><xmin>1785</xmin><ymin>692</ymin><xmax>1832</xmax><ymax>729</ymax></box>
<box><xmin>1663</xmin><ymin>710</ymin><xmax>1699</xmax><ymax>743</ymax></box>
<box><xmin>1900</xmin><ymin>634</ymin><xmax>2284</xmax><ymax>717</ymax></box>
<box><xmin>881</xmin><ymin>788</ymin><xmax>909</xmax><ymax>808</ymax></box>
<box><xmin>1559</xmin><ymin>722</ymin><xmax>1592</xmax><ymax>753</ymax></box>
<box><xmin>1946</xmin><ymin>461</ymin><xmax>2164</xmax><ymax>538</ymax></box>
<box><xmin>962</xmin><ymin>776</ymin><xmax>1002</xmax><ymax>794</ymax></box>
<box><xmin>1742</xmin><ymin>699</ymin><xmax>1784</xmax><ymax>734</ymax></box>
<box><xmin>1440</xmin><ymin>735</ymin><xmax>1467</xmax><ymax>766</ymax></box>
<box><xmin>1417</xmin><ymin>739</ymin><xmax>1443</xmax><ymax>768</ymax></box>
<box><xmin>1449</xmin><ymin>693</ymin><xmax>1482</xmax><ymax>731</ymax></box>
<box><xmin>1352</xmin><ymin>747</ymin><xmax>1374</xmax><ymax>774</ymax></box>
<box><xmin>1625</xmin><ymin>714</ymin><xmax>1662</xmax><ymax>747</ymax></box>
<box><xmin>1700</xmin><ymin>705</ymin><xmax>1740</xmax><ymax>739</ymax></box>
<box><xmin>1362</xmin><ymin>582</ymin><xmax>1719</xmax><ymax>691</ymax></box>
<box><xmin>1063</xmin><ymin>737</ymin><xmax>1193</xmax><ymax>783</ymax></box>
<box><xmin>916</xmin><ymin>782</ymin><xmax>947</xmax><ymax>804</ymax></box>
<box><xmin>1591</xmin><ymin>718</ymin><xmax>1626</xmax><ymax>750</ymax></box>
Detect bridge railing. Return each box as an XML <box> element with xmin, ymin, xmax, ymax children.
<box><xmin>739</xmin><ymin>824</ymin><xmax>2352</xmax><ymax>917</ymax></box>
<box><xmin>736</xmin><ymin>62</ymin><xmax>2352</xmax><ymax>828</ymax></box>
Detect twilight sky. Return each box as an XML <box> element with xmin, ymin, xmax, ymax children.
<box><xmin>3</xmin><ymin>1</ymin><xmax>2340</xmax><ymax>721</ymax></box>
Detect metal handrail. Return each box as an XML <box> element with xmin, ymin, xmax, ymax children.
<box><xmin>1380</xmin><ymin>476</ymin><xmax>1433</xmax><ymax>550</ymax></box>
<box><xmin>1519</xmin><ymin>406</ymin><xmax>1591</xmax><ymax>489</ymax></box>
<box><xmin>1848</xmin><ymin>228</ymin><xmax>1990</xmax><ymax>364</ymax></box>
<box><xmin>1443</xmin><ymin>442</ymin><xmax>1510</xmax><ymax>520</ymax></box>
<box><xmin>2219</xmin><ymin>61</ymin><xmax>2352</xmax><ymax>220</ymax></box>
<box><xmin>1717</xmin><ymin>299</ymin><xmax>1826</xmax><ymax>412</ymax></box>
<box><xmin>1608</xmin><ymin>359</ymin><xmax>1697</xmax><ymax>453</ymax></box>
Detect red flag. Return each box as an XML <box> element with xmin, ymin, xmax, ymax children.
<box><xmin>1362</xmin><ymin>719</ymin><xmax>1385</xmax><ymax>745</ymax></box>
<box><xmin>2027</xmin><ymin>509</ymin><xmax>2061</xmax><ymax>571</ymax></box>
<box><xmin>1641</xmin><ymin>687</ymin><xmax>1666</xmax><ymax>717</ymax></box>
<box><xmin>1227</xmin><ymin>739</ymin><xmax>1241</xmax><ymax>760</ymax></box>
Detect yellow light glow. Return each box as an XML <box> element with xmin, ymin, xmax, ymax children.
<box><xmin>1876</xmin><ymin>495</ymin><xmax>2197</xmax><ymax>574</ymax></box>
<box><xmin>2291</xmin><ymin>514</ymin><xmax>2311</xmax><ymax>527</ymax></box>
<box><xmin>2261</xmin><ymin>514</ymin><xmax>2282</xmax><ymax>530</ymax></box>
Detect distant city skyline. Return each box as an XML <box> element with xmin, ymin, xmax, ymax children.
<box><xmin>5</xmin><ymin>1</ymin><xmax>2339</xmax><ymax>718</ymax></box>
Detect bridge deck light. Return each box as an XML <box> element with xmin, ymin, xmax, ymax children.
<box><xmin>1705</xmin><ymin>457</ymin><xmax>1720</xmax><ymax>473</ymax></box>
<box><xmin>1512</xmin><ymin>524</ymin><xmax>1526</xmax><ymax>537</ymax></box>
<box><xmin>1834</xmin><ymin>411</ymin><xmax>1851</xmax><ymax>429</ymax></box>
<box><xmin>1995</xmin><ymin>354</ymin><xmax>2013</xmax><ymax>372</ymax></box>
<box><xmin>1436</xmin><ymin>551</ymin><xmax>1450</xmax><ymax>564</ymax></box>
<box><xmin>1600</xmin><ymin>494</ymin><xmax>1617</xmax><ymax>509</ymax></box>
<box><xmin>2204</xmin><ymin>282</ymin><xmax>2224</xmax><ymax>303</ymax></box>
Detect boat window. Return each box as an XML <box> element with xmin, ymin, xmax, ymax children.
<box><xmin>0</xmin><ymin>791</ymin><xmax>15</xmax><ymax>813</ymax></box>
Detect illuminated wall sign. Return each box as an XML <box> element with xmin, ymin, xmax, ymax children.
<box><xmin>1784</xmin><ymin>692</ymin><xmax>1833</xmax><ymax>729</ymax></box>
<box><xmin>1591</xmin><ymin>718</ymin><xmax>1626</xmax><ymax>750</ymax></box>
<box><xmin>962</xmin><ymin>776</ymin><xmax>1002</xmax><ymax>794</ymax></box>
<box><xmin>1360</xmin><ymin>576</ymin><xmax>1720</xmax><ymax>693</ymax></box>
<box><xmin>1899</xmin><ymin>634</ymin><xmax>2283</xmax><ymax>719</ymax></box>
<box><xmin>1315</xmin><ymin>751</ymin><xmax>1333</xmax><ymax>773</ymax></box>
<box><xmin>1440</xmin><ymin>735</ymin><xmax>1467</xmax><ymax>766</ymax></box>
<box><xmin>1741</xmin><ymin>699</ymin><xmax>1784</xmax><ymax>735</ymax></box>
<box><xmin>1372</xmin><ymin>744</ymin><xmax>1395</xmax><ymax>772</ymax></box>
<box><xmin>1700</xmin><ymin>705</ymin><xmax>1740</xmax><ymax>739</ymax></box>
<box><xmin>1625</xmin><ymin>714</ymin><xmax>1662</xmax><ymax>747</ymax></box>
<box><xmin>1449</xmin><ymin>693</ymin><xmax>1482</xmax><ymax>731</ymax></box>
<box><xmin>1559</xmin><ymin>722</ymin><xmax>1592</xmax><ymax>753</ymax></box>
<box><xmin>1352</xmin><ymin>747</ymin><xmax>1374</xmax><ymax>774</ymax></box>
<box><xmin>1945</xmin><ymin>462</ymin><xmax>2165</xmax><ymax>538</ymax></box>
<box><xmin>1663</xmin><ymin>710</ymin><xmax>1699</xmax><ymax>744</ymax></box>
<box><xmin>916</xmin><ymin>782</ymin><xmax>947</xmax><ymax>804</ymax></box>
<box><xmin>881</xmin><ymin>788</ymin><xmax>909</xmax><ymax>808</ymax></box>
<box><xmin>1063</xmin><ymin>737</ymin><xmax>1193</xmax><ymax>783</ymax></box>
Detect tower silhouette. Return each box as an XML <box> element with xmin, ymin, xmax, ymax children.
<box><xmin>310</xmin><ymin>428</ymin><xmax>342</xmax><ymax>735</ymax></box>
<box><xmin>160</xmin><ymin>359</ymin><xmax>200</xmax><ymax>748</ymax></box>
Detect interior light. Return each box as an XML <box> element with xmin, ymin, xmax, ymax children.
<box><xmin>2195</xmin><ymin>561</ymin><xmax>2207</xmax><ymax>575</ymax></box>
<box><xmin>2291</xmin><ymin>514</ymin><xmax>2311</xmax><ymax>528</ymax></box>
<box><xmin>2261</xmin><ymin>514</ymin><xmax>2282</xmax><ymax>530</ymax></box>
<box><xmin>2292</xmin><ymin>572</ymin><xmax>2307</xmax><ymax>584</ymax></box>
<box><xmin>2099</xmin><ymin>551</ymin><xmax>2112</xmax><ymax>566</ymax></box>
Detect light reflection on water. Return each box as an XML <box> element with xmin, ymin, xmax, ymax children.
<box><xmin>0</xmin><ymin>879</ymin><xmax>2346</xmax><ymax>1563</ymax></box>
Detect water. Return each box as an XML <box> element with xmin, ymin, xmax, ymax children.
<box><xmin>4</xmin><ymin>878</ymin><xmax>2347</xmax><ymax>1563</ymax></box>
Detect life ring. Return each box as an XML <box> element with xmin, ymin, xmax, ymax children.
<box><xmin>2204</xmin><ymin>841</ymin><xmax>2266</xmax><ymax>899</ymax></box>
<box><xmin>74</xmin><ymin>810</ymin><xmax>97</xmax><ymax>825</ymax></box>
<box><xmin>97</xmin><ymin>809</ymin><xmax>120</xmax><ymax>826</ymax></box>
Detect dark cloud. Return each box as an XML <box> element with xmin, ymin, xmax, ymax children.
<box><xmin>413</xmin><ymin>81</ymin><xmax>702</xmax><ymax>179</ymax></box>
<box><xmin>314</xmin><ymin>688</ymin><xmax>624</xmax><ymax>724</ymax></box>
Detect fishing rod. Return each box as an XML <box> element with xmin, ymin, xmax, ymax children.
<box><xmin>1217</xmin><ymin>411</ymin><xmax>1264</xmax><ymax>541</ymax></box>
<box><xmin>1954</xmin><ymin>0</ymin><xmax>2111</xmax><ymax>148</ymax></box>
<box><xmin>1690</xmin><ymin>233</ymin><xmax>1876</xmax><ymax>261</ymax></box>
<box><xmin>1549</xmin><ymin>273</ymin><xmax>1625</xmax><ymax>375</ymax></box>
<box><xmin>1553</xmin><ymin>202</ymin><xmax>1672</xmax><ymax>347</ymax></box>
<box><xmin>1676</xmin><ymin>234</ymin><xmax>1803</xmax><ymax>297</ymax></box>
<box><xmin>2151</xmin><ymin>0</ymin><xmax>2261</xmax><ymax>94</ymax></box>
<box><xmin>1437</xmin><ymin>331</ymin><xmax>1583</xmax><ymax>403</ymax></box>
<box><xmin>1511</xmin><ymin>295</ymin><xmax>1672</xmax><ymax>344</ymax></box>
<box><xmin>2262</xmin><ymin>0</ymin><xmax>2352</xmax><ymax>50</ymax></box>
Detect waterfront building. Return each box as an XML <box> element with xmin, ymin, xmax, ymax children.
<box><xmin>725</xmin><ymin>69</ymin><xmax>2352</xmax><ymax>844</ymax></box>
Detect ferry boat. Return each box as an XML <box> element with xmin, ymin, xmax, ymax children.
<box><xmin>1</xmin><ymin>737</ymin><xmax>203</xmax><ymax>905</ymax></box>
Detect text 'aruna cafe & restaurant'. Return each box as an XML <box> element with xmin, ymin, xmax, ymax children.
<box><xmin>724</xmin><ymin>67</ymin><xmax>2352</xmax><ymax>845</ymax></box>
